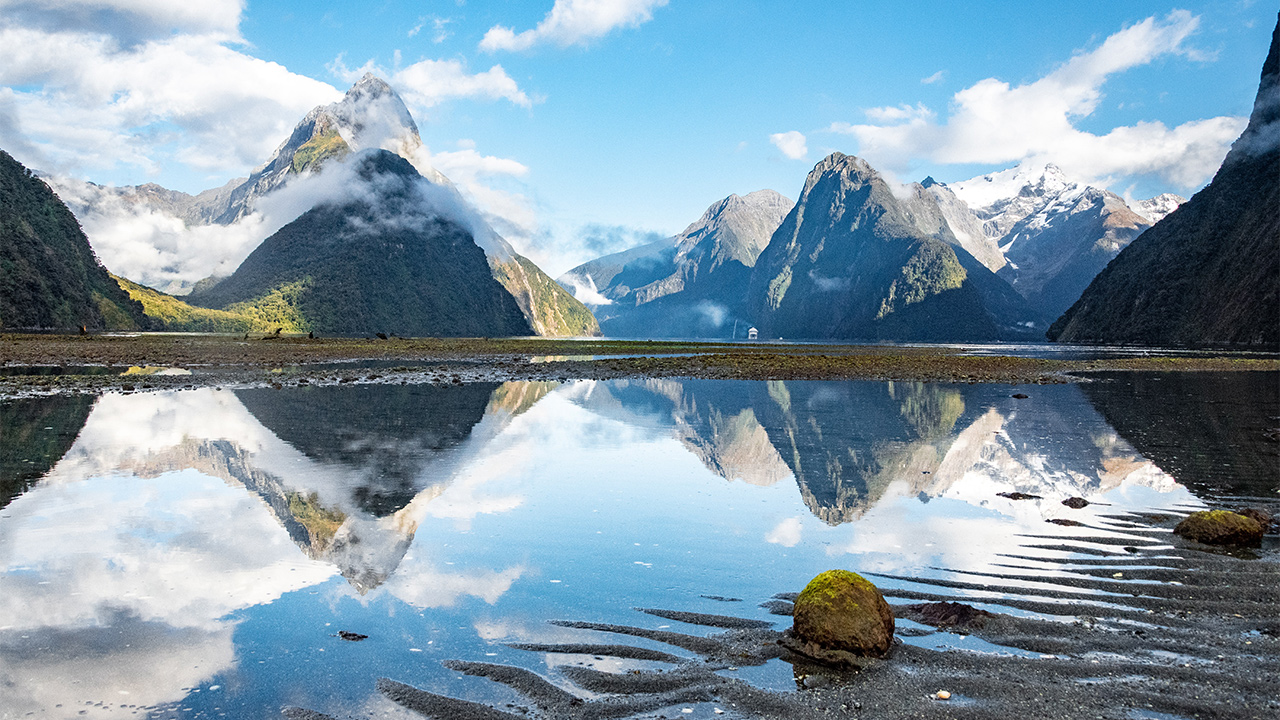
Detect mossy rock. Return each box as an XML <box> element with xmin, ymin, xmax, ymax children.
<box><xmin>789</xmin><ymin>569</ymin><xmax>894</xmax><ymax>660</ymax></box>
<box><xmin>1174</xmin><ymin>510</ymin><xmax>1263</xmax><ymax>547</ymax></box>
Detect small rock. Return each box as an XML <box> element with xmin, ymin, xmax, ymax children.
<box><xmin>1011</xmin><ymin>393</ymin><xmax>1029</xmax><ymax>399</ymax></box>
<box><xmin>1062</xmin><ymin>497</ymin><xmax>1089</xmax><ymax>509</ymax></box>
<box><xmin>905</xmin><ymin>601</ymin><xmax>995</xmax><ymax>630</ymax></box>
<box><xmin>998</xmin><ymin>492</ymin><xmax>1042</xmax><ymax>501</ymax></box>
<box><xmin>936</xmin><ymin>690</ymin><xmax>951</xmax><ymax>700</ymax></box>
<box><xmin>337</xmin><ymin>631</ymin><xmax>368</xmax><ymax>641</ymax></box>
<box><xmin>1048</xmin><ymin>518</ymin><xmax>1084</xmax><ymax>527</ymax></box>
<box><xmin>789</xmin><ymin>569</ymin><xmax>894</xmax><ymax>660</ymax></box>
<box><xmin>1174</xmin><ymin>510</ymin><xmax>1264</xmax><ymax>547</ymax></box>
<box><xmin>1235</xmin><ymin>507</ymin><xmax>1272</xmax><ymax>530</ymax></box>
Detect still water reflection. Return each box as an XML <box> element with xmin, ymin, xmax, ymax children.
<box><xmin>0</xmin><ymin>373</ymin><xmax>1274</xmax><ymax>718</ymax></box>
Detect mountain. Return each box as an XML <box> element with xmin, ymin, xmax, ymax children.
<box><xmin>746</xmin><ymin>152</ymin><xmax>1037</xmax><ymax>341</ymax></box>
<box><xmin>0</xmin><ymin>149</ymin><xmax>147</xmax><ymax>330</ymax></box>
<box><xmin>50</xmin><ymin>75</ymin><xmax>597</xmax><ymax>336</ymax></box>
<box><xmin>1049</xmin><ymin>18</ymin><xmax>1279</xmax><ymax>348</ymax></box>
<box><xmin>950</xmin><ymin>164</ymin><xmax>1182</xmax><ymax>320</ymax></box>
<box><xmin>559</xmin><ymin>190</ymin><xmax>792</xmax><ymax>337</ymax></box>
<box><xmin>917</xmin><ymin>177</ymin><xmax>1006</xmax><ymax>273</ymax></box>
<box><xmin>112</xmin><ymin>274</ymin><xmax>267</xmax><ymax>332</ymax></box>
<box><xmin>188</xmin><ymin>150</ymin><xmax>533</xmax><ymax>337</ymax></box>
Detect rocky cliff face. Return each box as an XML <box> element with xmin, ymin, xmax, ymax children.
<box><xmin>1049</xmin><ymin>16</ymin><xmax>1280</xmax><ymax>348</ymax></box>
<box><xmin>0</xmin><ymin>150</ymin><xmax>148</xmax><ymax>330</ymax></box>
<box><xmin>746</xmin><ymin>153</ymin><xmax>1036</xmax><ymax>341</ymax></box>
<box><xmin>559</xmin><ymin>190</ymin><xmax>792</xmax><ymax>337</ymax></box>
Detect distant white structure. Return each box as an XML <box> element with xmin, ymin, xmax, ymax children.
<box><xmin>747</xmin><ymin>327</ymin><xmax>758</xmax><ymax>340</ymax></box>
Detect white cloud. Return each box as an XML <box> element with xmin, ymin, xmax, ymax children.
<box><xmin>330</xmin><ymin>55</ymin><xmax>532</xmax><ymax>109</ymax></box>
<box><xmin>480</xmin><ymin>0</ymin><xmax>669</xmax><ymax>52</ymax></box>
<box><xmin>769</xmin><ymin>130</ymin><xmax>808</xmax><ymax>160</ymax></box>
<box><xmin>862</xmin><ymin>103</ymin><xmax>934</xmax><ymax>124</ymax></box>
<box><xmin>921</xmin><ymin>70</ymin><xmax>945</xmax><ymax>85</ymax></box>
<box><xmin>765</xmin><ymin>517</ymin><xmax>803</xmax><ymax>547</ymax></box>
<box><xmin>828</xmin><ymin>11</ymin><xmax>1246</xmax><ymax>190</ymax></box>
<box><xmin>0</xmin><ymin>7</ymin><xmax>340</xmax><ymax>180</ymax></box>
<box><xmin>0</xmin><ymin>0</ymin><xmax>244</xmax><ymax>41</ymax></box>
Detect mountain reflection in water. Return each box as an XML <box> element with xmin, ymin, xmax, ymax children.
<box><xmin>1</xmin><ymin>374</ymin><xmax>1272</xmax><ymax>718</ymax></box>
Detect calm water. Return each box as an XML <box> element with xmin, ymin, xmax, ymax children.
<box><xmin>0</xmin><ymin>373</ymin><xmax>1276</xmax><ymax>719</ymax></box>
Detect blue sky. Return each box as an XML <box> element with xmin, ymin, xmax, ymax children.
<box><xmin>0</xmin><ymin>1</ymin><xmax>1273</xmax><ymax>275</ymax></box>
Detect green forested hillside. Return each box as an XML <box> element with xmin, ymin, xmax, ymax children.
<box><xmin>0</xmin><ymin>150</ymin><xmax>147</xmax><ymax>330</ymax></box>
<box><xmin>189</xmin><ymin>151</ymin><xmax>533</xmax><ymax>337</ymax></box>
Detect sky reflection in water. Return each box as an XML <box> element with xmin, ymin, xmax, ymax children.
<box><xmin>2</xmin><ymin>374</ymin><xmax>1271</xmax><ymax>719</ymax></box>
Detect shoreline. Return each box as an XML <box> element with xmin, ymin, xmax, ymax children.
<box><xmin>2</xmin><ymin>333</ymin><xmax>1277</xmax><ymax>397</ymax></box>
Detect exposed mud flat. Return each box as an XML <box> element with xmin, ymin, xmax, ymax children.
<box><xmin>3</xmin><ymin>333</ymin><xmax>1276</xmax><ymax>398</ymax></box>
<box><xmin>282</xmin><ymin>508</ymin><xmax>1278</xmax><ymax>720</ymax></box>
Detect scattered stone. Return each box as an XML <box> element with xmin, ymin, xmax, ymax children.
<box><xmin>1174</xmin><ymin>510</ymin><xmax>1263</xmax><ymax>547</ymax></box>
<box><xmin>1011</xmin><ymin>393</ymin><xmax>1029</xmax><ymax>399</ymax></box>
<box><xmin>1062</xmin><ymin>497</ymin><xmax>1090</xmax><ymax>509</ymax></box>
<box><xmin>784</xmin><ymin>569</ymin><xmax>894</xmax><ymax>663</ymax></box>
<box><xmin>936</xmin><ymin>690</ymin><xmax>951</xmax><ymax>700</ymax></box>
<box><xmin>1048</xmin><ymin>518</ymin><xmax>1084</xmax><ymax>527</ymax></box>
<box><xmin>338</xmin><ymin>631</ymin><xmax>368</xmax><ymax>641</ymax></box>
<box><xmin>998</xmin><ymin>492</ymin><xmax>1042</xmax><ymax>500</ymax></box>
<box><xmin>901</xmin><ymin>601</ymin><xmax>995</xmax><ymax>631</ymax></box>
<box><xmin>1235</xmin><ymin>507</ymin><xmax>1273</xmax><ymax>531</ymax></box>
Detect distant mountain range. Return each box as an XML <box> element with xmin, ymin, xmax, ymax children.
<box><xmin>1050</xmin><ymin>17</ymin><xmax>1279</xmax><ymax>349</ymax></box>
<box><xmin>949</xmin><ymin>164</ymin><xmax>1182</xmax><ymax>322</ymax></box>
<box><xmin>0</xmin><ymin>150</ymin><xmax>147</xmax><ymax>330</ymax></box>
<box><xmin>51</xmin><ymin>74</ymin><xmax>598</xmax><ymax>337</ymax></box>
<box><xmin>559</xmin><ymin>190</ymin><xmax>793</xmax><ymax>337</ymax></box>
<box><xmin>560</xmin><ymin>152</ymin><xmax>1183</xmax><ymax>342</ymax></box>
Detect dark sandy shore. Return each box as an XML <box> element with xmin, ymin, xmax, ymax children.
<box><xmin>2</xmin><ymin>333</ymin><xmax>1276</xmax><ymax>397</ymax></box>
<box><xmin>282</xmin><ymin>508</ymin><xmax>1279</xmax><ymax>720</ymax></box>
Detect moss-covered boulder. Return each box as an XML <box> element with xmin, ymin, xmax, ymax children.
<box><xmin>790</xmin><ymin>569</ymin><xmax>894</xmax><ymax>660</ymax></box>
<box><xmin>1174</xmin><ymin>510</ymin><xmax>1264</xmax><ymax>547</ymax></box>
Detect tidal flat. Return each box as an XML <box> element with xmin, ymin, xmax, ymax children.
<box><xmin>0</xmin><ymin>335</ymin><xmax>1277</xmax><ymax>719</ymax></box>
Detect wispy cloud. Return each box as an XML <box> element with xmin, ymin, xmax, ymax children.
<box><xmin>329</xmin><ymin>56</ymin><xmax>532</xmax><ymax>109</ymax></box>
<box><xmin>480</xmin><ymin>0</ymin><xmax>668</xmax><ymax>52</ymax></box>
<box><xmin>827</xmin><ymin>11</ymin><xmax>1244</xmax><ymax>189</ymax></box>
<box><xmin>921</xmin><ymin>70</ymin><xmax>945</xmax><ymax>85</ymax></box>
<box><xmin>769</xmin><ymin>130</ymin><xmax>808</xmax><ymax>160</ymax></box>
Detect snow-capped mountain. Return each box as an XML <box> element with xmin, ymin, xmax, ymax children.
<box><xmin>949</xmin><ymin>164</ymin><xmax>1186</xmax><ymax>320</ymax></box>
<box><xmin>1133</xmin><ymin>193</ymin><xmax>1186</xmax><ymax>225</ymax></box>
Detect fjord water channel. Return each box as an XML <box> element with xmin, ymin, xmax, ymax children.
<box><xmin>1</xmin><ymin>372</ymin><xmax>1276</xmax><ymax>719</ymax></box>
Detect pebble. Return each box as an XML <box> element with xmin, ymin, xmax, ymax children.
<box><xmin>936</xmin><ymin>690</ymin><xmax>952</xmax><ymax>700</ymax></box>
